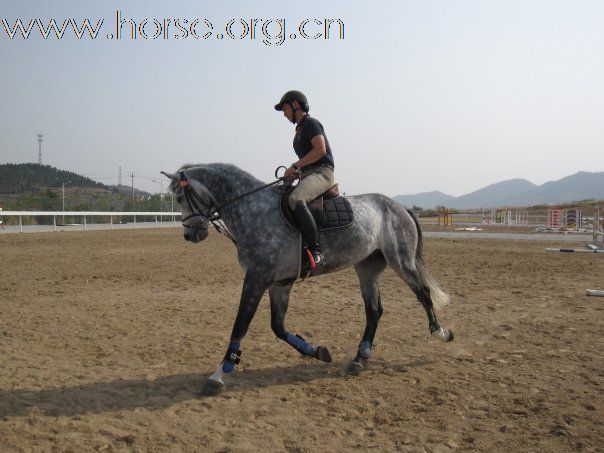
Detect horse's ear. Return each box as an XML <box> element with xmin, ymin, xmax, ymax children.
<box><xmin>161</xmin><ymin>171</ymin><xmax>178</xmax><ymax>181</ymax></box>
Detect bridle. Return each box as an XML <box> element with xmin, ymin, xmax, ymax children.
<box><xmin>172</xmin><ymin>170</ymin><xmax>237</xmax><ymax>244</ymax></box>
<box><xmin>167</xmin><ymin>167</ymin><xmax>290</xmax><ymax>246</ymax></box>
<box><xmin>178</xmin><ymin>171</ymin><xmax>219</xmax><ymax>226</ymax></box>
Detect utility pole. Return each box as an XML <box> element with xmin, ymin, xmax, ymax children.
<box><xmin>152</xmin><ymin>178</ymin><xmax>164</xmax><ymax>219</ymax></box>
<box><xmin>171</xmin><ymin>192</ymin><xmax>175</xmax><ymax>225</ymax></box>
<box><xmin>118</xmin><ymin>166</ymin><xmax>122</xmax><ymax>187</ymax></box>
<box><xmin>37</xmin><ymin>133</ymin><xmax>43</xmax><ymax>165</ymax></box>
<box><xmin>595</xmin><ymin>202</ymin><xmax>602</xmax><ymax>245</ymax></box>
<box><xmin>160</xmin><ymin>179</ymin><xmax>164</xmax><ymax>221</ymax></box>
<box><xmin>131</xmin><ymin>172</ymin><xmax>135</xmax><ymax>210</ymax></box>
<box><xmin>62</xmin><ymin>180</ymin><xmax>71</xmax><ymax>224</ymax></box>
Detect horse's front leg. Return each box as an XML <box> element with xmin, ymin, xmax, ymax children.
<box><xmin>269</xmin><ymin>284</ymin><xmax>332</xmax><ymax>363</ymax></box>
<box><xmin>205</xmin><ymin>271</ymin><xmax>272</xmax><ymax>393</ymax></box>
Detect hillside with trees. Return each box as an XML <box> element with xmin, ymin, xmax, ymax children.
<box><xmin>0</xmin><ymin>164</ymin><xmax>168</xmax><ymax>216</ymax></box>
<box><xmin>0</xmin><ymin>163</ymin><xmax>107</xmax><ymax>194</ymax></box>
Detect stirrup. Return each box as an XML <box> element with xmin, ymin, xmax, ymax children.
<box><xmin>306</xmin><ymin>249</ymin><xmax>325</xmax><ymax>269</ymax></box>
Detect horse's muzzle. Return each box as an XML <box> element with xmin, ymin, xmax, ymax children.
<box><xmin>183</xmin><ymin>226</ymin><xmax>209</xmax><ymax>243</ymax></box>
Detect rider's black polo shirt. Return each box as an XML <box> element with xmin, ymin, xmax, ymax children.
<box><xmin>293</xmin><ymin>114</ymin><xmax>335</xmax><ymax>169</ymax></box>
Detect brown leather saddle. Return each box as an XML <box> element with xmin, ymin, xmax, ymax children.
<box><xmin>279</xmin><ymin>183</ymin><xmax>354</xmax><ymax>231</ymax></box>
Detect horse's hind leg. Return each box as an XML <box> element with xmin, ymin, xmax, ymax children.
<box><xmin>268</xmin><ymin>284</ymin><xmax>332</xmax><ymax>363</ymax></box>
<box><xmin>348</xmin><ymin>251</ymin><xmax>387</xmax><ymax>373</ymax></box>
<box><xmin>386</xmin><ymin>250</ymin><xmax>454</xmax><ymax>342</ymax></box>
<box><xmin>411</xmin><ymin>279</ymin><xmax>454</xmax><ymax>342</ymax></box>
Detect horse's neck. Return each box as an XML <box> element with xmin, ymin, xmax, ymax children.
<box><xmin>199</xmin><ymin>167</ymin><xmax>271</xmax><ymax>235</ymax></box>
<box><xmin>197</xmin><ymin>167</ymin><xmax>258</xmax><ymax>205</ymax></box>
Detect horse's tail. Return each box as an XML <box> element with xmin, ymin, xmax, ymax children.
<box><xmin>406</xmin><ymin>209</ymin><xmax>451</xmax><ymax>311</ymax></box>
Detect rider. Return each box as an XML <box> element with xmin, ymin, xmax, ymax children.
<box><xmin>275</xmin><ymin>90</ymin><xmax>335</xmax><ymax>268</ymax></box>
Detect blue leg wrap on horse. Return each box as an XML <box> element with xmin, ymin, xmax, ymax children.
<box><xmin>222</xmin><ymin>342</ymin><xmax>241</xmax><ymax>373</ymax></box>
<box><xmin>286</xmin><ymin>334</ymin><xmax>314</xmax><ymax>356</ymax></box>
<box><xmin>359</xmin><ymin>340</ymin><xmax>372</xmax><ymax>359</ymax></box>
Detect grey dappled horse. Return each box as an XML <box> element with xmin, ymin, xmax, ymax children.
<box><xmin>164</xmin><ymin>163</ymin><xmax>453</xmax><ymax>392</ymax></box>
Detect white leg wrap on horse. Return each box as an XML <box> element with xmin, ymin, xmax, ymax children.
<box><xmin>209</xmin><ymin>362</ymin><xmax>225</xmax><ymax>386</ymax></box>
<box><xmin>431</xmin><ymin>327</ymin><xmax>449</xmax><ymax>342</ymax></box>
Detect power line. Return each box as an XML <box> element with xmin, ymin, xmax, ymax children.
<box><xmin>135</xmin><ymin>171</ymin><xmax>162</xmax><ymax>177</ymax></box>
<box><xmin>133</xmin><ymin>174</ymin><xmax>162</xmax><ymax>181</ymax></box>
<box><xmin>81</xmin><ymin>172</ymin><xmax>120</xmax><ymax>177</ymax></box>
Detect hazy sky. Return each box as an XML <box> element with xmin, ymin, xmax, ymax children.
<box><xmin>1</xmin><ymin>0</ymin><xmax>602</xmax><ymax>196</ymax></box>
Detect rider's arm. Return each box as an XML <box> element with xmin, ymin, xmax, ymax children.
<box><xmin>292</xmin><ymin>135</ymin><xmax>326</xmax><ymax>169</ymax></box>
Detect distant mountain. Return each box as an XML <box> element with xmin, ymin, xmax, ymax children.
<box><xmin>0</xmin><ymin>163</ymin><xmax>106</xmax><ymax>194</ymax></box>
<box><xmin>395</xmin><ymin>171</ymin><xmax>604</xmax><ymax>209</ymax></box>
<box><xmin>393</xmin><ymin>191</ymin><xmax>455</xmax><ymax>209</ymax></box>
<box><xmin>0</xmin><ymin>163</ymin><xmax>151</xmax><ymax>196</ymax></box>
<box><xmin>507</xmin><ymin>172</ymin><xmax>604</xmax><ymax>206</ymax></box>
<box><xmin>453</xmin><ymin>179</ymin><xmax>537</xmax><ymax>209</ymax></box>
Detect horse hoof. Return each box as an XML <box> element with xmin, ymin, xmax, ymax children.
<box><xmin>432</xmin><ymin>327</ymin><xmax>454</xmax><ymax>343</ymax></box>
<box><xmin>315</xmin><ymin>346</ymin><xmax>332</xmax><ymax>363</ymax></box>
<box><xmin>201</xmin><ymin>379</ymin><xmax>224</xmax><ymax>396</ymax></box>
<box><xmin>345</xmin><ymin>359</ymin><xmax>364</xmax><ymax>375</ymax></box>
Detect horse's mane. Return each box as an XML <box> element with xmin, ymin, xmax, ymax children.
<box><xmin>168</xmin><ymin>163</ymin><xmax>264</xmax><ymax>193</ymax></box>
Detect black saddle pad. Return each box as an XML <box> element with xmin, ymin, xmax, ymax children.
<box><xmin>280</xmin><ymin>186</ymin><xmax>354</xmax><ymax>231</ymax></box>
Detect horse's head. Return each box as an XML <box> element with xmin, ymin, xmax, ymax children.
<box><xmin>162</xmin><ymin>170</ymin><xmax>213</xmax><ymax>243</ymax></box>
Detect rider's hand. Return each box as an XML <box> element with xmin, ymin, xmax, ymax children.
<box><xmin>284</xmin><ymin>166</ymin><xmax>300</xmax><ymax>180</ymax></box>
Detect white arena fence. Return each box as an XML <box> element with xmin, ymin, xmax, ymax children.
<box><xmin>0</xmin><ymin>211</ymin><xmax>182</xmax><ymax>233</ymax></box>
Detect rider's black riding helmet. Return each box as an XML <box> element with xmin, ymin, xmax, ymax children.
<box><xmin>274</xmin><ymin>90</ymin><xmax>310</xmax><ymax>112</ymax></box>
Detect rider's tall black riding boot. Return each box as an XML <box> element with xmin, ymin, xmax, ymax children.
<box><xmin>293</xmin><ymin>201</ymin><xmax>325</xmax><ymax>268</ymax></box>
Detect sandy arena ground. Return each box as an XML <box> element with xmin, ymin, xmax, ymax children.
<box><xmin>0</xmin><ymin>228</ymin><xmax>602</xmax><ymax>452</ymax></box>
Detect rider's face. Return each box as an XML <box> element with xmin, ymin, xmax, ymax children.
<box><xmin>282</xmin><ymin>103</ymin><xmax>294</xmax><ymax>122</ymax></box>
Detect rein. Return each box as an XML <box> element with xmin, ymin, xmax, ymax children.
<box><xmin>167</xmin><ymin>167</ymin><xmax>289</xmax><ymax>245</ymax></box>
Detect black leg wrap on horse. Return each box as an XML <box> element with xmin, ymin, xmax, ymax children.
<box><xmin>224</xmin><ymin>348</ymin><xmax>242</xmax><ymax>365</ymax></box>
<box><xmin>286</xmin><ymin>333</ymin><xmax>315</xmax><ymax>356</ymax></box>
<box><xmin>284</xmin><ymin>333</ymin><xmax>332</xmax><ymax>362</ymax></box>
<box><xmin>221</xmin><ymin>342</ymin><xmax>242</xmax><ymax>373</ymax></box>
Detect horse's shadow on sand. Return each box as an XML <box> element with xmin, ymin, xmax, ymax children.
<box><xmin>0</xmin><ymin>359</ymin><xmax>431</xmax><ymax>419</ymax></box>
